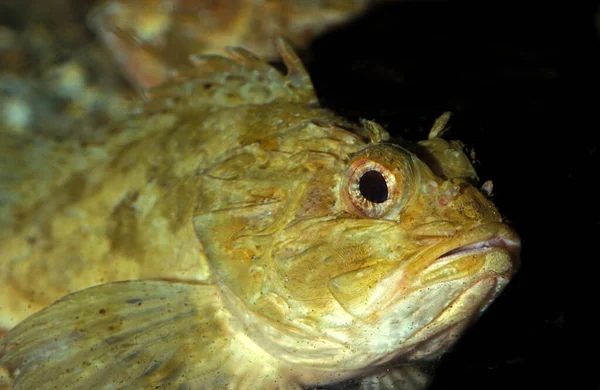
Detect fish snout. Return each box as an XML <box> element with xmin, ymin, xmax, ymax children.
<box><xmin>419</xmin><ymin>223</ymin><xmax>521</xmax><ymax>285</ymax></box>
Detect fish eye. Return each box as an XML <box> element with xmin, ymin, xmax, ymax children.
<box><xmin>344</xmin><ymin>159</ymin><xmax>397</xmax><ymax>218</ymax></box>
<box><xmin>342</xmin><ymin>145</ymin><xmax>415</xmax><ymax>219</ymax></box>
<box><xmin>359</xmin><ymin>170</ymin><xmax>388</xmax><ymax>203</ymax></box>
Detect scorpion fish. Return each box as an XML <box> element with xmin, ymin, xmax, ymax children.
<box><xmin>0</xmin><ymin>34</ymin><xmax>520</xmax><ymax>389</ymax></box>
<box><xmin>88</xmin><ymin>0</ymin><xmax>376</xmax><ymax>90</ymax></box>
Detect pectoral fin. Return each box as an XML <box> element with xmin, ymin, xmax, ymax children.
<box><xmin>0</xmin><ymin>280</ymin><xmax>299</xmax><ymax>389</ymax></box>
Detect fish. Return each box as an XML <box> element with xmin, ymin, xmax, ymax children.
<box><xmin>88</xmin><ymin>0</ymin><xmax>375</xmax><ymax>90</ymax></box>
<box><xmin>0</xmin><ymin>39</ymin><xmax>520</xmax><ymax>389</ymax></box>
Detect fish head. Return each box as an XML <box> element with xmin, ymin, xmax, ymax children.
<box><xmin>192</xmin><ymin>113</ymin><xmax>520</xmax><ymax>376</ymax></box>
<box><xmin>328</xmin><ymin>147</ymin><xmax>520</xmax><ymax>363</ymax></box>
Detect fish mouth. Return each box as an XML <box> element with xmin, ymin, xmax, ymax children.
<box><xmin>438</xmin><ymin>236</ymin><xmax>518</xmax><ymax>259</ymax></box>
<box><xmin>370</xmin><ymin>225</ymin><xmax>520</xmax><ymax>363</ymax></box>
<box><xmin>355</xmin><ymin>224</ymin><xmax>520</xmax><ymax>366</ymax></box>
<box><xmin>417</xmin><ymin>222</ymin><xmax>521</xmax><ymax>281</ymax></box>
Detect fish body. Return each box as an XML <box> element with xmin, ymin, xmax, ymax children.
<box><xmin>89</xmin><ymin>0</ymin><xmax>374</xmax><ymax>90</ymax></box>
<box><xmin>0</xmin><ymin>40</ymin><xmax>520</xmax><ymax>389</ymax></box>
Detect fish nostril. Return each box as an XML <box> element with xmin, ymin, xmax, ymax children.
<box><xmin>437</xmin><ymin>184</ymin><xmax>460</xmax><ymax>206</ymax></box>
<box><xmin>445</xmin><ymin>184</ymin><xmax>461</xmax><ymax>198</ymax></box>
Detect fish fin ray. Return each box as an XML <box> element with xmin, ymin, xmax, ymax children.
<box><xmin>87</xmin><ymin>3</ymin><xmax>172</xmax><ymax>91</ymax></box>
<box><xmin>136</xmin><ymin>38</ymin><xmax>318</xmax><ymax>113</ymax></box>
<box><xmin>1</xmin><ymin>280</ymin><xmax>299</xmax><ymax>389</ymax></box>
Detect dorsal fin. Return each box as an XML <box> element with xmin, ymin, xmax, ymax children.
<box><xmin>135</xmin><ymin>38</ymin><xmax>318</xmax><ymax>114</ymax></box>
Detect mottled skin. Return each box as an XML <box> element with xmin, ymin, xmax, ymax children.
<box><xmin>0</xmin><ymin>41</ymin><xmax>519</xmax><ymax>389</ymax></box>
<box><xmin>0</xmin><ymin>41</ymin><xmax>317</xmax><ymax>329</ymax></box>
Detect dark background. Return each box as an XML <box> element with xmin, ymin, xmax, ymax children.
<box><xmin>305</xmin><ymin>2</ymin><xmax>597</xmax><ymax>390</ymax></box>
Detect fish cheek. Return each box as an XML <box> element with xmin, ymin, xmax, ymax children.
<box><xmin>295</xmin><ymin>182</ymin><xmax>336</xmax><ymax>218</ymax></box>
<box><xmin>327</xmin><ymin>260</ymin><xmax>399</xmax><ymax>319</ymax></box>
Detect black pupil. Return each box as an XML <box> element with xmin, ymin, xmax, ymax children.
<box><xmin>359</xmin><ymin>170</ymin><xmax>388</xmax><ymax>203</ymax></box>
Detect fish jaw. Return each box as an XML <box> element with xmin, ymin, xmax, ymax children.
<box><xmin>210</xmin><ymin>222</ymin><xmax>519</xmax><ymax>386</ymax></box>
<box><xmin>400</xmin><ymin>221</ymin><xmax>521</xmax><ymax>300</ymax></box>
<box><xmin>334</xmin><ymin>222</ymin><xmax>520</xmax><ymax>364</ymax></box>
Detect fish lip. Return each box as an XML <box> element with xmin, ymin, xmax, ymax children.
<box><xmin>437</xmin><ymin>235</ymin><xmax>520</xmax><ymax>261</ymax></box>
<box><xmin>422</xmin><ymin>222</ymin><xmax>521</xmax><ymax>270</ymax></box>
<box><xmin>381</xmin><ymin>223</ymin><xmax>520</xmax><ymax>310</ymax></box>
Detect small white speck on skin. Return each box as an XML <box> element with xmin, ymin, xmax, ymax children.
<box><xmin>1</xmin><ymin>97</ymin><xmax>32</xmax><ymax>132</ymax></box>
